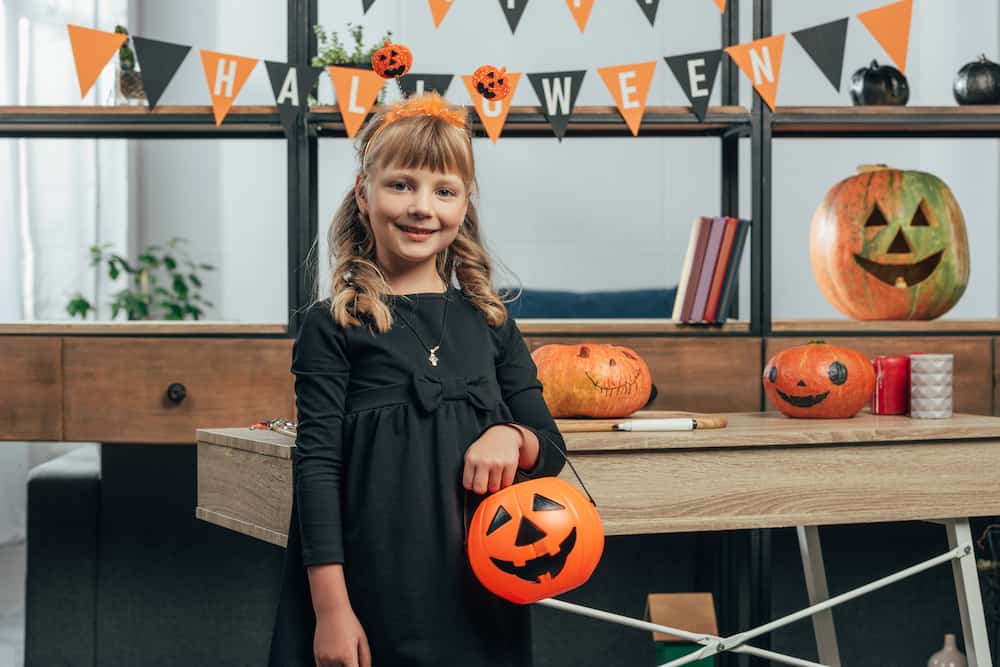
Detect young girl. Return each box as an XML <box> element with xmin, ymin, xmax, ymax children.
<box><xmin>268</xmin><ymin>93</ymin><xmax>567</xmax><ymax>667</ymax></box>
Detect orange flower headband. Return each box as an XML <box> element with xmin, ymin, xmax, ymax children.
<box><xmin>362</xmin><ymin>93</ymin><xmax>468</xmax><ymax>169</ymax></box>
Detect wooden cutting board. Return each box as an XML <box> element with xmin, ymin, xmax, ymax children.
<box><xmin>555</xmin><ymin>410</ymin><xmax>728</xmax><ymax>432</ymax></box>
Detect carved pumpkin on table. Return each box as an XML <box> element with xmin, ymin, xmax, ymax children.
<box><xmin>531</xmin><ymin>343</ymin><xmax>653</xmax><ymax>418</ymax></box>
<box><xmin>467</xmin><ymin>477</ymin><xmax>604</xmax><ymax>604</ymax></box>
<box><xmin>763</xmin><ymin>341</ymin><xmax>875</xmax><ymax>419</ymax></box>
<box><xmin>810</xmin><ymin>165</ymin><xmax>969</xmax><ymax>320</ymax></box>
<box><xmin>371</xmin><ymin>40</ymin><xmax>413</xmax><ymax>79</ymax></box>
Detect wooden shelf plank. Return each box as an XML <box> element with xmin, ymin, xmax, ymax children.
<box><xmin>310</xmin><ymin>105</ymin><xmax>751</xmax><ymax>137</ymax></box>
<box><xmin>0</xmin><ymin>105</ymin><xmax>284</xmax><ymax>137</ymax></box>
<box><xmin>0</xmin><ymin>321</ymin><xmax>288</xmax><ymax>336</ymax></box>
<box><xmin>516</xmin><ymin>319</ymin><xmax>751</xmax><ymax>335</ymax></box>
<box><xmin>771</xmin><ymin>319</ymin><xmax>1000</xmax><ymax>333</ymax></box>
<box><xmin>773</xmin><ymin>105</ymin><xmax>1000</xmax><ymax>137</ymax></box>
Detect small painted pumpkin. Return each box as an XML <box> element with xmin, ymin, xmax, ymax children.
<box><xmin>763</xmin><ymin>341</ymin><xmax>875</xmax><ymax>419</ymax></box>
<box><xmin>954</xmin><ymin>55</ymin><xmax>1000</xmax><ymax>105</ymax></box>
<box><xmin>531</xmin><ymin>343</ymin><xmax>653</xmax><ymax>418</ymax></box>
<box><xmin>371</xmin><ymin>40</ymin><xmax>413</xmax><ymax>79</ymax></box>
<box><xmin>467</xmin><ymin>477</ymin><xmax>604</xmax><ymax>604</ymax></box>
<box><xmin>473</xmin><ymin>65</ymin><xmax>511</xmax><ymax>101</ymax></box>
<box><xmin>810</xmin><ymin>164</ymin><xmax>969</xmax><ymax>320</ymax></box>
<box><xmin>850</xmin><ymin>60</ymin><xmax>909</xmax><ymax>106</ymax></box>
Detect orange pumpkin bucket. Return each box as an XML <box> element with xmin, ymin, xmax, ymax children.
<box><xmin>467</xmin><ymin>476</ymin><xmax>604</xmax><ymax>604</ymax></box>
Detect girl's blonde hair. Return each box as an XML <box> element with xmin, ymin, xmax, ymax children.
<box><xmin>320</xmin><ymin>94</ymin><xmax>516</xmax><ymax>333</ymax></box>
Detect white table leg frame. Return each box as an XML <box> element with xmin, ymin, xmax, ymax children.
<box><xmin>537</xmin><ymin>519</ymin><xmax>991</xmax><ymax>667</ymax></box>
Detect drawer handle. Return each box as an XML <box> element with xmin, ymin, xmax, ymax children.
<box><xmin>166</xmin><ymin>383</ymin><xmax>187</xmax><ymax>404</ymax></box>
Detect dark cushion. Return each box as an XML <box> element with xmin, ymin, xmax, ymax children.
<box><xmin>25</xmin><ymin>445</ymin><xmax>101</xmax><ymax>667</ymax></box>
<box><xmin>501</xmin><ymin>287</ymin><xmax>677</xmax><ymax>318</ymax></box>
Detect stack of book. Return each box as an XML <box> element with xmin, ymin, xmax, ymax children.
<box><xmin>672</xmin><ymin>216</ymin><xmax>750</xmax><ymax>324</ymax></box>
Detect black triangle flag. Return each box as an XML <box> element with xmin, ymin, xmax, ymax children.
<box><xmin>527</xmin><ymin>70</ymin><xmax>586</xmax><ymax>141</ymax></box>
<box><xmin>363</xmin><ymin>0</ymin><xmax>376</xmax><ymax>12</ymax></box>
<box><xmin>664</xmin><ymin>50</ymin><xmax>722</xmax><ymax>122</ymax></box>
<box><xmin>397</xmin><ymin>73</ymin><xmax>454</xmax><ymax>98</ymax></box>
<box><xmin>634</xmin><ymin>0</ymin><xmax>660</xmax><ymax>26</ymax></box>
<box><xmin>792</xmin><ymin>18</ymin><xmax>849</xmax><ymax>92</ymax></box>
<box><xmin>131</xmin><ymin>36</ymin><xmax>191</xmax><ymax>110</ymax></box>
<box><xmin>264</xmin><ymin>62</ymin><xmax>323</xmax><ymax>135</ymax></box>
<box><xmin>498</xmin><ymin>0</ymin><xmax>530</xmax><ymax>34</ymax></box>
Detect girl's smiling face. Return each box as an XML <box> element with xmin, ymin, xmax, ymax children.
<box><xmin>357</xmin><ymin>165</ymin><xmax>468</xmax><ymax>273</ymax></box>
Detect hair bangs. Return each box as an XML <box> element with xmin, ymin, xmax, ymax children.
<box><xmin>368</xmin><ymin>116</ymin><xmax>474</xmax><ymax>187</ymax></box>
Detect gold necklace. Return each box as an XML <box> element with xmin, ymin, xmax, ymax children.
<box><xmin>392</xmin><ymin>291</ymin><xmax>450</xmax><ymax>367</ymax></box>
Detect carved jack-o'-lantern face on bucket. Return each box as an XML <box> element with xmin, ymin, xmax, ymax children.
<box><xmin>467</xmin><ymin>477</ymin><xmax>604</xmax><ymax>604</ymax></box>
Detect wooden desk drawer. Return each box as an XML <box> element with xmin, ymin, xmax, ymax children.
<box><xmin>0</xmin><ymin>337</ymin><xmax>62</xmax><ymax>440</ymax></box>
<box><xmin>65</xmin><ymin>338</ymin><xmax>294</xmax><ymax>443</ymax></box>
<box><xmin>525</xmin><ymin>336</ymin><xmax>762</xmax><ymax>413</ymax></box>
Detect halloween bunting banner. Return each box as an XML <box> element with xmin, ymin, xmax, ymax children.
<box><xmin>527</xmin><ymin>70</ymin><xmax>587</xmax><ymax>141</ymax></box>
<box><xmin>664</xmin><ymin>49</ymin><xmax>723</xmax><ymax>122</ymax></box>
<box><xmin>498</xmin><ymin>0</ymin><xmax>530</xmax><ymax>35</ymax></box>
<box><xmin>363</xmin><ymin>0</ymin><xmax>376</xmax><ymax>13</ymax></box>
<box><xmin>131</xmin><ymin>36</ymin><xmax>192</xmax><ymax>110</ymax></box>
<box><xmin>264</xmin><ymin>62</ymin><xmax>324</xmax><ymax>134</ymax></box>
<box><xmin>397</xmin><ymin>73</ymin><xmax>455</xmax><ymax>99</ymax></box>
<box><xmin>68</xmin><ymin>0</ymin><xmax>913</xmax><ymax>137</ymax></box>
<box><xmin>67</xmin><ymin>25</ymin><xmax>127</xmax><ymax>98</ymax></box>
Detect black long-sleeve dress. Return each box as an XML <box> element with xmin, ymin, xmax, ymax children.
<box><xmin>268</xmin><ymin>286</ymin><xmax>567</xmax><ymax>666</ymax></box>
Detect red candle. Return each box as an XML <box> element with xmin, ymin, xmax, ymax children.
<box><xmin>872</xmin><ymin>355</ymin><xmax>910</xmax><ymax>415</ymax></box>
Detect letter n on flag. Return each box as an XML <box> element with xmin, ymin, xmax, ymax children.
<box><xmin>725</xmin><ymin>34</ymin><xmax>785</xmax><ymax>111</ymax></box>
<box><xmin>462</xmin><ymin>72</ymin><xmax>521</xmax><ymax>144</ymax></box>
<box><xmin>327</xmin><ymin>66</ymin><xmax>386</xmax><ymax>138</ymax></box>
<box><xmin>597</xmin><ymin>62</ymin><xmax>657</xmax><ymax>136</ymax></box>
<box><xmin>200</xmin><ymin>50</ymin><xmax>259</xmax><ymax>126</ymax></box>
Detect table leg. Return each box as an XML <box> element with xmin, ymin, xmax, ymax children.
<box><xmin>796</xmin><ymin>526</ymin><xmax>841</xmax><ymax>666</ymax></box>
<box><xmin>944</xmin><ymin>518</ymin><xmax>993</xmax><ymax>667</ymax></box>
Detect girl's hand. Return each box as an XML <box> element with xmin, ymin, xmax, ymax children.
<box><xmin>313</xmin><ymin>605</ymin><xmax>371</xmax><ymax>667</ymax></box>
<box><xmin>463</xmin><ymin>425</ymin><xmax>523</xmax><ymax>494</ymax></box>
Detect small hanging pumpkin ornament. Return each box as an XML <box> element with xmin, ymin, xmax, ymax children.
<box><xmin>763</xmin><ymin>341</ymin><xmax>875</xmax><ymax>419</ymax></box>
<box><xmin>467</xmin><ymin>477</ymin><xmax>604</xmax><ymax>604</ymax></box>
<box><xmin>371</xmin><ymin>40</ymin><xmax>413</xmax><ymax>79</ymax></box>
<box><xmin>472</xmin><ymin>65</ymin><xmax>511</xmax><ymax>101</ymax></box>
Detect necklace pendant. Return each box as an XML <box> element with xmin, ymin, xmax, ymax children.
<box><xmin>429</xmin><ymin>346</ymin><xmax>440</xmax><ymax>367</ymax></box>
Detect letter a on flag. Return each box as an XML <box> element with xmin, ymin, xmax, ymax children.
<box><xmin>725</xmin><ymin>35</ymin><xmax>785</xmax><ymax>111</ymax></box>
<box><xmin>200</xmin><ymin>50</ymin><xmax>259</xmax><ymax>125</ymax></box>
<box><xmin>857</xmin><ymin>0</ymin><xmax>913</xmax><ymax>74</ymax></box>
<box><xmin>67</xmin><ymin>24</ymin><xmax>126</xmax><ymax>98</ymax></box>
<box><xmin>597</xmin><ymin>62</ymin><xmax>657</xmax><ymax>136</ymax></box>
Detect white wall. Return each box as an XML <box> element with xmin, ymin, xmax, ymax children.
<box><xmin>131</xmin><ymin>0</ymin><xmax>997</xmax><ymax>321</ymax></box>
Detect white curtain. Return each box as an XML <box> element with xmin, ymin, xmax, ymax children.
<box><xmin>1</xmin><ymin>0</ymin><xmax>128</xmax><ymax>546</ymax></box>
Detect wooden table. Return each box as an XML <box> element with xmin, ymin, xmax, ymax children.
<box><xmin>197</xmin><ymin>411</ymin><xmax>1000</xmax><ymax>666</ymax></box>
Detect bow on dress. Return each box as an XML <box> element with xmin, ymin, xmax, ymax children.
<box><xmin>411</xmin><ymin>373</ymin><xmax>500</xmax><ymax>413</ymax></box>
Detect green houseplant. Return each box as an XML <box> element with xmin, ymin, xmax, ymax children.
<box><xmin>66</xmin><ymin>237</ymin><xmax>215</xmax><ymax>321</ymax></box>
<box><xmin>310</xmin><ymin>23</ymin><xmax>393</xmax><ymax>104</ymax></box>
<box><xmin>114</xmin><ymin>24</ymin><xmax>146</xmax><ymax>104</ymax></box>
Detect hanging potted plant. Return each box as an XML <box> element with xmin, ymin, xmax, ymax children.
<box><xmin>114</xmin><ymin>25</ymin><xmax>146</xmax><ymax>106</ymax></box>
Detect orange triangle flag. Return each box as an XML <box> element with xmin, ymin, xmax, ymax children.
<box><xmin>428</xmin><ymin>0</ymin><xmax>456</xmax><ymax>28</ymax></box>
<box><xmin>67</xmin><ymin>24</ymin><xmax>127</xmax><ymax>98</ymax></box>
<box><xmin>714</xmin><ymin>0</ymin><xmax>727</xmax><ymax>13</ymax></box>
<box><xmin>596</xmin><ymin>62</ymin><xmax>657</xmax><ymax>136</ymax></box>
<box><xmin>199</xmin><ymin>50</ymin><xmax>258</xmax><ymax>126</ymax></box>
<box><xmin>857</xmin><ymin>0</ymin><xmax>913</xmax><ymax>74</ymax></box>
<box><xmin>725</xmin><ymin>34</ymin><xmax>785</xmax><ymax>111</ymax></box>
<box><xmin>328</xmin><ymin>66</ymin><xmax>386</xmax><ymax>138</ymax></box>
<box><xmin>462</xmin><ymin>73</ymin><xmax>521</xmax><ymax>144</ymax></box>
<box><xmin>565</xmin><ymin>0</ymin><xmax>596</xmax><ymax>33</ymax></box>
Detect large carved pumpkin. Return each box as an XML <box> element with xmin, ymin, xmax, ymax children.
<box><xmin>531</xmin><ymin>343</ymin><xmax>653</xmax><ymax>418</ymax></box>
<box><xmin>467</xmin><ymin>477</ymin><xmax>604</xmax><ymax>604</ymax></box>
<box><xmin>763</xmin><ymin>341</ymin><xmax>875</xmax><ymax>419</ymax></box>
<box><xmin>810</xmin><ymin>165</ymin><xmax>969</xmax><ymax>320</ymax></box>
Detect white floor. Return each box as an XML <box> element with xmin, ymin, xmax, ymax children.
<box><xmin>0</xmin><ymin>540</ymin><xmax>24</xmax><ymax>667</ymax></box>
